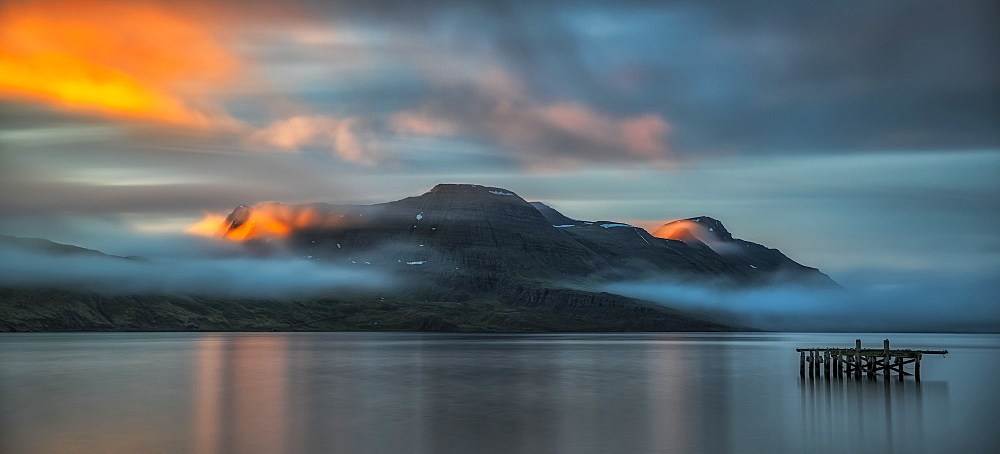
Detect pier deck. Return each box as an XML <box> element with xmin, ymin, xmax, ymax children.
<box><xmin>796</xmin><ymin>339</ymin><xmax>947</xmax><ymax>381</ymax></box>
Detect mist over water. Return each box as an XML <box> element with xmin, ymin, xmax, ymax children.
<box><xmin>604</xmin><ymin>270</ymin><xmax>1000</xmax><ymax>333</ymax></box>
<box><xmin>0</xmin><ymin>244</ymin><xmax>391</xmax><ymax>299</ymax></box>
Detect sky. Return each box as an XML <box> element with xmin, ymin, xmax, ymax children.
<box><xmin>1</xmin><ymin>0</ymin><xmax>998</xmax><ymax>295</ymax></box>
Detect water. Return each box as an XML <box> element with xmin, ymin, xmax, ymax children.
<box><xmin>0</xmin><ymin>332</ymin><xmax>997</xmax><ymax>453</ymax></box>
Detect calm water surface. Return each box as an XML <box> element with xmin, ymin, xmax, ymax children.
<box><xmin>0</xmin><ymin>332</ymin><xmax>997</xmax><ymax>453</ymax></box>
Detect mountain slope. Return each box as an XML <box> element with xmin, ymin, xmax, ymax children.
<box><xmin>0</xmin><ymin>234</ymin><xmax>132</xmax><ymax>259</ymax></box>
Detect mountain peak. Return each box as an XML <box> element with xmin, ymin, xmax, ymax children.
<box><xmin>651</xmin><ymin>216</ymin><xmax>734</xmax><ymax>249</ymax></box>
<box><xmin>428</xmin><ymin>183</ymin><xmax>521</xmax><ymax>199</ymax></box>
<box><xmin>682</xmin><ymin>216</ymin><xmax>734</xmax><ymax>241</ymax></box>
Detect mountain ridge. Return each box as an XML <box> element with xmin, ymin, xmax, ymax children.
<box><xmin>224</xmin><ymin>183</ymin><xmax>835</xmax><ymax>288</ymax></box>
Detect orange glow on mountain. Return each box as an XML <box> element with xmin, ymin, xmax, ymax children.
<box><xmin>224</xmin><ymin>209</ymin><xmax>293</xmax><ymax>241</ymax></box>
<box><xmin>651</xmin><ymin>220</ymin><xmax>706</xmax><ymax>243</ymax></box>
<box><xmin>651</xmin><ymin>219</ymin><xmax>741</xmax><ymax>254</ymax></box>
<box><xmin>0</xmin><ymin>0</ymin><xmax>239</xmax><ymax>126</ymax></box>
<box><xmin>185</xmin><ymin>213</ymin><xmax>230</xmax><ymax>237</ymax></box>
<box><xmin>188</xmin><ymin>204</ymin><xmax>348</xmax><ymax>241</ymax></box>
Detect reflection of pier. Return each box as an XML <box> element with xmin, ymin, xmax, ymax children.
<box><xmin>797</xmin><ymin>371</ymin><xmax>952</xmax><ymax>452</ymax></box>
<box><xmin>797</xmin><ymin>339</ymin><xmax>947</xmax><ymax>381</ymax></box>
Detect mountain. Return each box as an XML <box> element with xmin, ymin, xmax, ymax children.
<box><xmin>0</xmin><ymin>184</ymin><xmax>834</xmax><ymax>332</ymax></box>
<box><xmin>223</xmin><ymin>184</ymin><xmax>834</xmax><ymax>287</ymax></box>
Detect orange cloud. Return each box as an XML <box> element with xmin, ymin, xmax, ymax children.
<box><xmin>185</xmin><ymin>212</ymin><xmax>230</xmax><ymax>237</ymax></box>
<box><xmin>533</xmin><ymin>103</ymin><xmax>670</xmax><ymax>159</ymax></box>
<box><xmin>0</xmin><ymin>0</ymin><xmax>240</xmax><ymax>127</ymax></box>
<box><xmin>390</xmin><ymin>110</ymin><xmax>458</xmax><ymax>136</ymax></box>
<box><xmin>652</xmin><ymin>220</ymin><xmax>710</xmax><ymax>243</ymax></box>
<box><xmin>251</xmin><ymin>115</ymin><xmax>378</xmax><ymax>164</ymax></box>
<box><xmin>187</xmin><ymin>204</ymin><xmax>350</xmax><ymax>242</ymax></box>
<box><xmin>620</xmin><ymin>114</ymin><xmax>671</xmax><ymax>159</ymax></box>
<box><xmin>652</xmin><ymin>219</ymin><xmax>739</xmax><ymax>254</ymax></box>
<box><xmin>399</xmin><ymin>67</ymin><xmax>673</xmax><ymax>168</ymax></box>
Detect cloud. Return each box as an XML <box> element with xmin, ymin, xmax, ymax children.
<box><xmin>603</xmin><ymin>269</ymin><xmax>1000</xmax><ymax>333</ymax></box>
<box><xmin>186</xmin><ymin>202</ymin><xmax>357</xmax><ymax>242</ymax></box>
<box><xmin>252</xmin><ymin>116</ymin><xmax>338</xmax><ymax>150</ymax></box>
<box><xmin>251</xmin><ymin>115</ymin><xmax>378</xmax><ymax>163</ymax></box>
<box><xmin>315</xmin><ymin>0</ymin><xmax>997</xmax><ymax>154</ymax></box>
<box><xmin>0</xmin><ymin>239</ymin><xmax>391</xmax><ymax>299</ymax></box>
<box><xmin>0</xmin><ymin>0</ymin><xmax>244</xmax><ymax>128</ymax></box>
<box><xmin>389</xmin><ymin>110</ymin><xmax>457</xmax><ymax>136</ymax></box>
<box><xmin>513</xmin><ymin>102</ymin><xmax>670</xmax><ymax>160</ymax></box>
<box><xmin>391</xmin><ymin>68</ymin><xmax>673</xmax><ymax>168</ymax></box>
<box><xmin>650</xmin><ymin>219</ymin><xmax>741</xmax><ymax>254</ymax></box>
<box><xmin>620</xmin><ymin>115</ymin><xmax>672</xmax><ymax>159</ymax></box>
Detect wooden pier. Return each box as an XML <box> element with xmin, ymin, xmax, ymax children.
<box><xmin>796</xmin><ymin>339</ymin><xmax>947</xmax><ymax>381</ymax></box>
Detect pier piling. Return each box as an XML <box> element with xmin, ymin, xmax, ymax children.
<box><xmin>883</xmin><ymin>339</ymin><xmax>891</xmax><ymax>377</ymax></box>
<box><xmin>854</xmin><ymin>340</ymin><xmax>862</xmax><ymax>379</ymax></box>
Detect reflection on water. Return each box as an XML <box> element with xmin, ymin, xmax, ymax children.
<box><xmin>0</xmin><ymin>332</ymin><xmax>997</xmax><ymax>453</ymax></box>
<box><xmin>191</xmin><ymin>335</ymin><xmax>289</xmax><ymax>453</ymax></box>
<box><xmin>798</xmin><ymin>373</ymin><xmax>952</xmax><ymax>452</ymax></box>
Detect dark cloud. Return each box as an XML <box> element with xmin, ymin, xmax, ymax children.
<box><xmin>284</xmin><ymin>0</ymin><xmax>999</xmax><ymax>154</ymax></box>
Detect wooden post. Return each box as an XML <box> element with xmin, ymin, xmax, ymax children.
<box><xmin>854</xmin><ymin>340</ymin><xmax>862</xmax><ymax>379</ymax></box>
<box><xmin>883</xmin><ymin>339</ymin><xmax>891</xmax><ymax>379</ymax></box>
<box><xmin>800</xmin><ymin>351</ymin><xmax>805</xmax><ymax>377</ymax></box>
<box><xmin>811</xmin><ymin>351</ymin><xmax>817</xmax><ymax>376</ymax></box>
<box><xmin>824</xmin><ymin>351</ymin><xmax>830</xmax><ymax>378</ymax></box>
<box><xmin>915</xmin><ymin>354</ymin><xmax>921</xmax><ymax>382</ymax></box>
<box><xmin>897</xmin><ymin>357</ymin><xmax>904</xmax><ymax>382</ymax></box>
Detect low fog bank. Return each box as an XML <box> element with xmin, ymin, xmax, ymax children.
<box><xmin>0</xmin><ymin>214</ymin><xmax>254</xmax><ymax>260</ymax></box>
<box><xmin>604</xmin><ymin>270</ymin><xmax>1000</xmax><ymax>333</ymax></box>
<box><xmin>0</xmin><ymin>245</ymin><xmax>392</xmax><ymax>300</ymax></box>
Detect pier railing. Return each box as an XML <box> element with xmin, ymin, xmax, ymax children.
<box><xmin>796</xmin><ymin>339</ymin><xmax>946</xmax><ymax>381</ymax></box>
